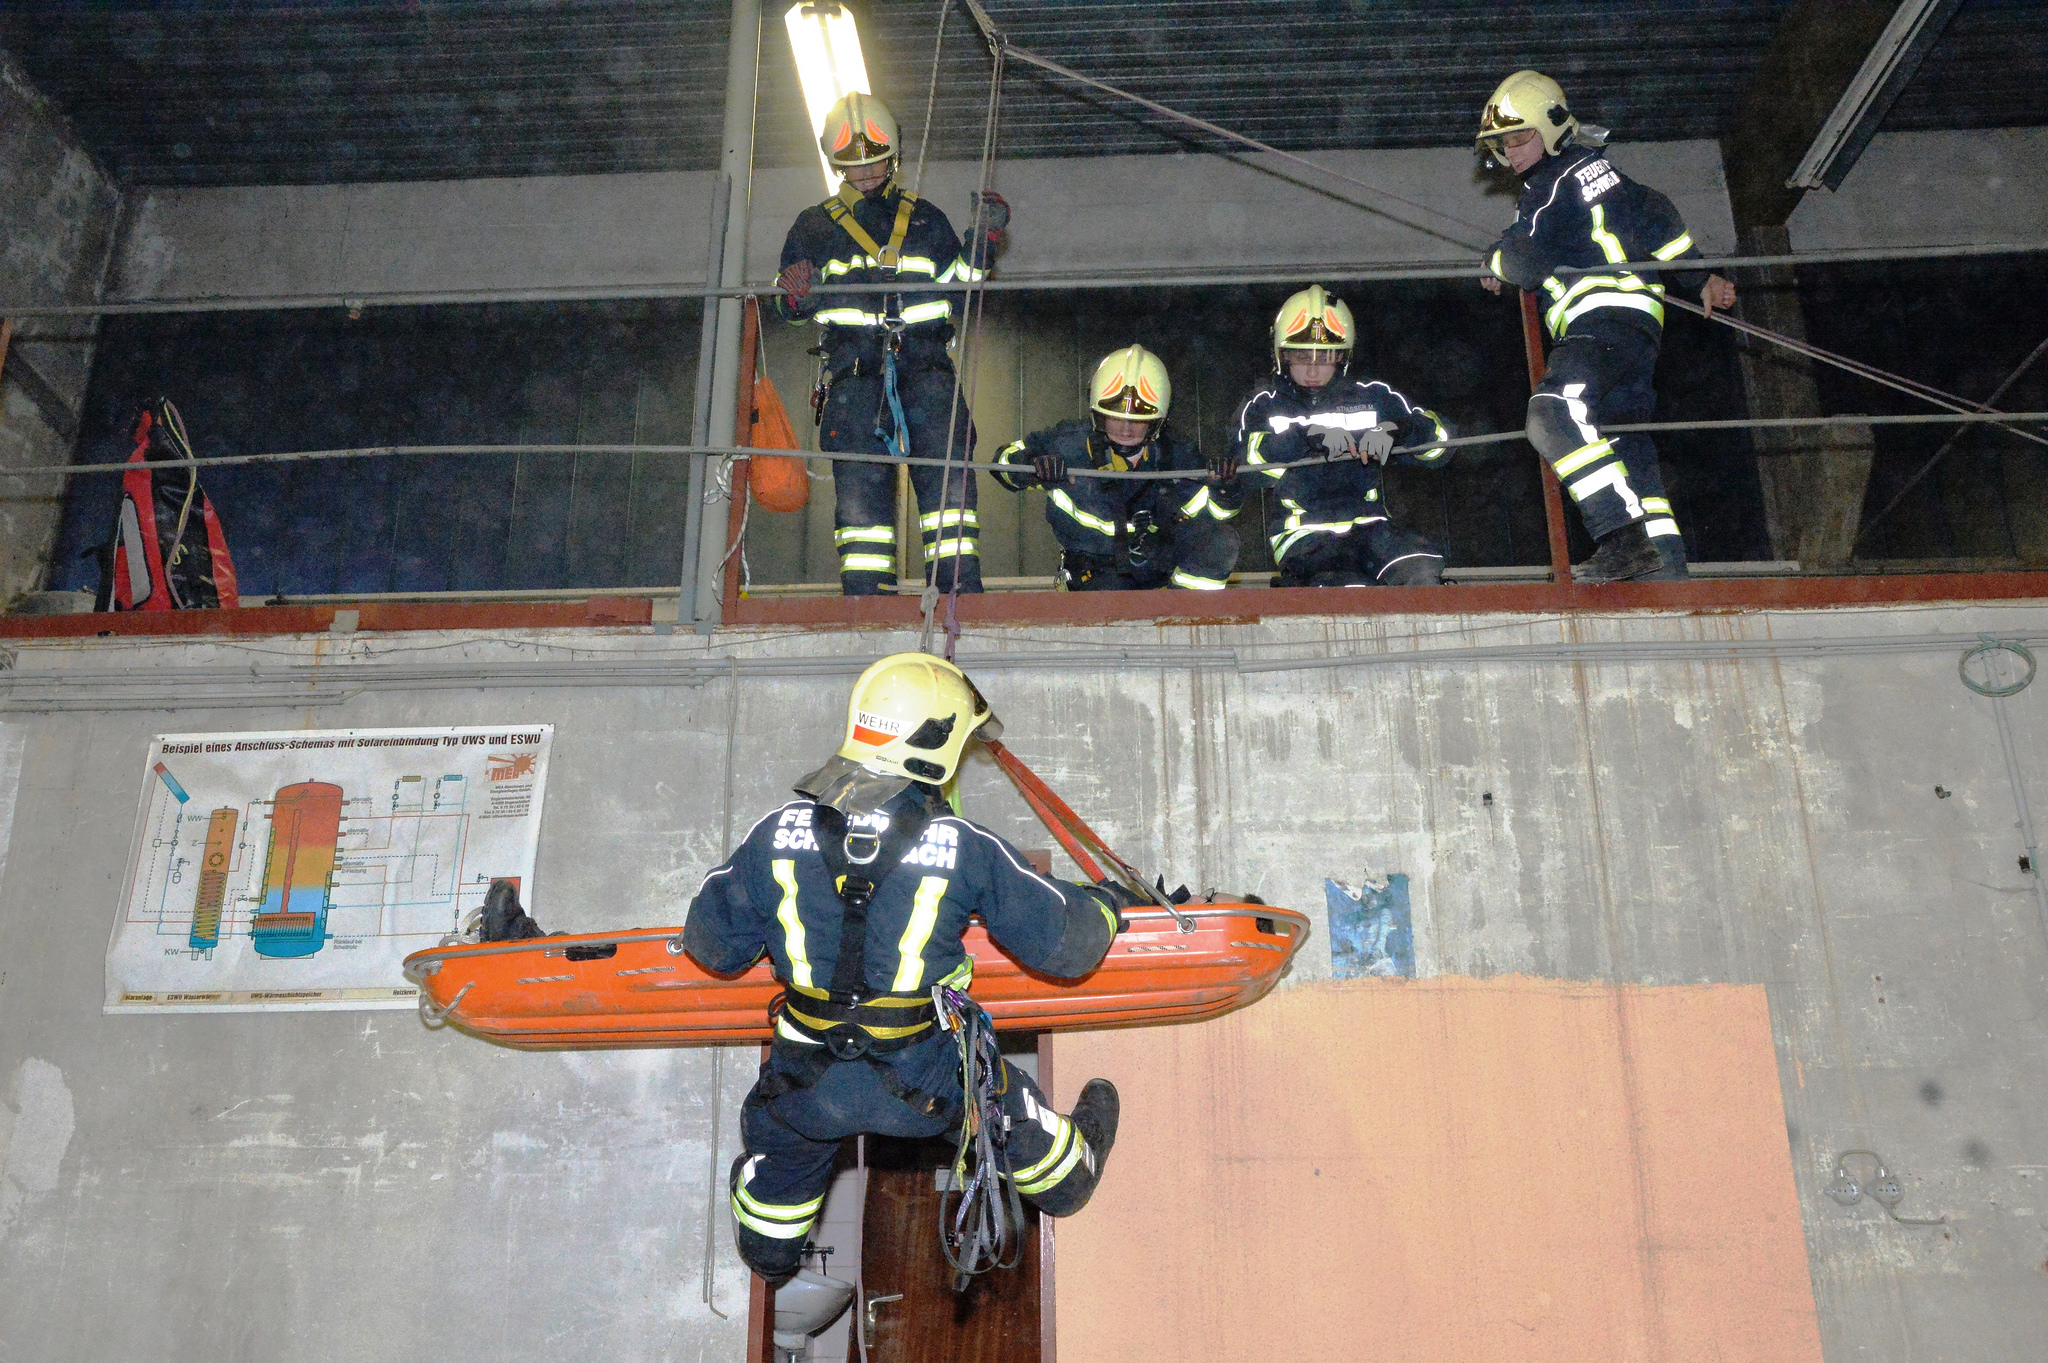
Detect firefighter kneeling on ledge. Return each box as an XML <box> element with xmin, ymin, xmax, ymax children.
<box><xmin>1231</xmin><ymin>286</ymin><xmax>1454</xmax><ymax>587</ymax></box>
<box><xmin>993</xmin><ymin>344</ymin><xmax>1242</xmax><ymax>590</ymax></box>
<box><xmin>680</xmin><ymin>654</ymin><xmax>1134</xmax><ymax>1286</ymax></box>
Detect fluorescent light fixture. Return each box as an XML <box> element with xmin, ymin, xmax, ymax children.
<box><xmin>785</xmin><ymin>2</ymin><xmax>874</xmax><ymax>195</ymax></box>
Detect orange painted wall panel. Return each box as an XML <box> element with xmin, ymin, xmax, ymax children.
<box><xmin>1050</xmin><ymin>977</ymin><xmax>1823</xmax><ymax>1363</ymax></box>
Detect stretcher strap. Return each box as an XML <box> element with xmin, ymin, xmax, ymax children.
<box><xmin>983</xmin><ymin>739</ymin><xmax>1155</xmax><ymax>903</ymax></box>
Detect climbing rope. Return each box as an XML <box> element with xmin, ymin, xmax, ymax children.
<box><xmin>933</xmin><ymin>983</ymin><xmax>1027</xmax><ymax>1291</ymax></box>
<box><xmin>1664</xmin><ymin>295</ymin><xmax>2048</xmax><ymax>450</ymax></box>
<box><xmin>909</xmin><ymin>0</ymin><xmax>949</xmax><ymax>200</ymax></box>
<box><xmin>920</xmin><ymin>4</ymin><xmax>1006</xmax><ymax>660</ymax></box>
<box><xmin>1857</xmin><ymin>333</ymin><xmax>2048</xmax><ymax>544</ymax></box>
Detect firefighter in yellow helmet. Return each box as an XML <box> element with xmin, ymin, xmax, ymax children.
<box><xmin>681</xmin><ymin>653</ymin><xmax>1134</xmax><ymax>1286</ymax></box>
<box><xmin>1229</xmin><ymin>286</ymin><xmax>1454</xmax><ymax>586</ymax></box>
<box><xmin>992</xmin><ymin>345</ymin><xmax>1243</xmax><ymax>589</ymax></box>
<box><xmin>774</xmin><ymin>93</ymin><xmax>1012</xmax><ymax>596</ymax></box>
<box><xmin>1475</xmin><ymin>70</ymin><xmax>1736</xmax><ymax>583</ymax></box>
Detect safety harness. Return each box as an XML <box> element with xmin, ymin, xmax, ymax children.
<box><xmin>752</xmin><ymin>792</ymin><xmax>1027</xmax><ymax>1289</ymax></box>
<box><xmin>819</xmin><ymin>181</ymin><xmax>924</xmax><ymax>463</ymax></box>
<box><xmin>753</xmin><ymin>796</ymin><xmax>955</xmax><ymax>1119</ymax></box>
<box><xmin>822</xmin><ymin>180</ymin><xmax>918</xmax><ymax>280</ymax></box>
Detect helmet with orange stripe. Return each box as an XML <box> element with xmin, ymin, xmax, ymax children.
<box><xmin>1271</xmin><ymin>284</ymin><xmax>1355</xmax><ymax>377</ymax></box>
<box><xmin>819</xmin><ymin>92</ymin><xmax>899</xmax><ymax>174</ymax></box>
<box><xmin>797</xmin><ymin>653</ymin><xmax>1002</xmax><ymax>814</ymax></box>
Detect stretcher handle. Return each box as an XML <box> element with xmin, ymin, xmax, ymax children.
<box><xmin>418</xmin><ymin>980</ymin><xmax>473</xmax><ymax>1027</ymax></box>
<box><xmin>983</xmin><ymin>740</ymin><xmax>1194</xmax><ymax>930</ymax></box>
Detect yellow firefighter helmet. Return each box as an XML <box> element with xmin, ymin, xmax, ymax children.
<box><xmin>1475</xmin><ymin>70</ymin><xmax>1578</xmax><ymax>162</ymax></box>
<box><xmin>820</xmin><ymin>91</ymin><xmax>899</xmax><ymax>171</ymax></box>
<box><xmin>836</xmin><ymin>653</ymin><xmax>999</xmax><ymax>785</ymax></box>
<box><xmin>1088</xmin><ymin>345</ymin><xmax>1172</xmax><ymax>424</ymax></box>
<box><xmin>1271</xmin><ymin>285</ymin><xmax>1355</xmax><ymax>372</ymax></box>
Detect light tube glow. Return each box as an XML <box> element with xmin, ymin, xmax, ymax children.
<box><xmin>785</xmin><ymin>3</ymin><xmax>874</xmax><ymax>195</ymax></box>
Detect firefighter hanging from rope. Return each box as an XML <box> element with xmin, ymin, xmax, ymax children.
<box><xmin>677</xmin><ymin>654</ymin><xmax>1134</xmax><ymax>1287</ymax></box>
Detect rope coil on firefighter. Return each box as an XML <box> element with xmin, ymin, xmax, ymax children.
<box><xmin>933</xmin><ymin>982</ymin><xmax>1027</xmax><ymax>1290</ymax></box>
<box><xmin>1959</xmin><ymin>638</ymin><xmax>2036</xmax><ymax>697</ymax></box>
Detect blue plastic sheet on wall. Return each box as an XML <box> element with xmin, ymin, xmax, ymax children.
<box><xmin>1326</xmin><ymin>874</ymin><xmax>1414</xmax><ymax>979</ymax></box>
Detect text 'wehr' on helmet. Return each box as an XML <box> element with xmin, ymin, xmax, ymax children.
<box><xmin>795</xmin><ymin>653</ymin><xmax>1003</xmax><ymax>815</ymax></box>
<box><xmin>1271</xmin><ymin>286</ymin><xmax>1355</xmax><ymax>375</ymax></box>
<box><xmin>1088</xmin><ymin>345</ymin><xmax>1172</xmax><ymax>429</ymax></box>
<box><xmin>1475</xmin><ymin>70</ymin><xmax>1578</xmax><ymax>166</ymax></box>
<box><xmin>820</xmin><ymin>92</ymin><xmax>899</xmax><ymax>173</ymax></box>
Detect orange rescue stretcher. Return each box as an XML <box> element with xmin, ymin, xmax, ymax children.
<box><xmin>401</xmin><ymin>739</ymin><xmax>1308</xmax><ymax>1049</ymax></box>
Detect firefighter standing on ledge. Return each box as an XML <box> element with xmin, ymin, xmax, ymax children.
<box><xmin>775</xmin><ymin>93</ymin><xmax>1008</xmax><ymax>596</ymax></box>
<box><xmin>1475</xmin><ymin>69</ymin><xmax>1736</xmax><ymax>583</ymax></box>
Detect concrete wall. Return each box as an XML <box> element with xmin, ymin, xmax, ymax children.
<box><xmin>109</xmin><ymin>140</ymin><xmax>1739</xmax><ymax>303</ymax></box>
<box><xmin>3</xmin><ymin>602</ymin><xmax>2048</xmax><ymax>1359</ymax></box>
<box><xmin>1789</xmin><ymin>127</ymin><xmax>2048</xmax><ymax>252</ymax></box>
<box><xmin>0</xmin><ymin>52</ymin><xmax>121</xmax><ymax>607</ymax></box>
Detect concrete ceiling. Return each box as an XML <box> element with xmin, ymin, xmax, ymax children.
<box><xmin>3</xmin><ymin>0</ymin><xmax>2044</xmax><ymax>188</ymax></box>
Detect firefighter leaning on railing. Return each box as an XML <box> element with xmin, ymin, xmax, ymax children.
<box><xmin>774</xmin><ymin>93</ymin><xmax>1009</xmax><ymax>597</ymax></box>
<box><xmin>992</xmin><ymin>345</ymin><xmax>1243</xmax><ymax>590</ymax></box>
<box><xmin>1475</xmin><ymin>69</ymin><xmax>1737</xmax><ymax>584</ymax></box>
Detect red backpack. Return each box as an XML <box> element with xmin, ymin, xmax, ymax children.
<box><xmin>97</xmin><ymin>399</ymin><xmax>239</xmax><ymax>612</ymax></box>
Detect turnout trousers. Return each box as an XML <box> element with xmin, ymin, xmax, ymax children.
<box><xmin>1525</xmin><ymin>316</ymin><xmax>1684</xmax><ymax>562</ymax></box>
<box><xmin>729</xmin><ymin>1032</ymin><xmax>1104</xmax><ymax>1282</ymax></box>
<box><xmin>1275</xmin><ymin>517</ymin><xmax>1444</xmax><ymax>587</ymax></box>
<box><xmin>820</xmin><ymin>360</ymin><xmax>982</xmax><ymax>596</ymax></box>
<box><xmin>1054</xmin><ymin>491</ymin><xmax>1241</xmax><ymax>591</ymax></box>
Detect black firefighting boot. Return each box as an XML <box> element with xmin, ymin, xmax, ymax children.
<box><xmin>1067</xmin><ymin>1078</ymin><xmax>1120</xmax><ymax>1201</ymax></box>
<box><xmin>1572</xmin><ymin>521</ymin><xmax>1663</xmax><ymax>584</ymax></box>
<box><xmin>1640</xmin><ymin>531</ymin><xmax>1690</xmax><ymax>581</ymax></box>
<box><xmin>479</xmin><ymin>879</ymin><xmax>546</xmax><ymax>942</ymax></box>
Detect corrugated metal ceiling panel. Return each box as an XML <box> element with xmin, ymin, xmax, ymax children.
<box><xmin>1</xmin><ymin>0</ymin><xmax>2042</xmax><ymax>189</ymax></box>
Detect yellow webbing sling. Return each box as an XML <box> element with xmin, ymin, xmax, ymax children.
<box><xmin>823</xmin><ymin>179</ymin><xmax>917</xmax><ymax>270</ymax></box>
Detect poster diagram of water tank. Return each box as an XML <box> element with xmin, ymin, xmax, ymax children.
<box><xmin>105</xmin><ymin>725</ymin><xmax>553</xmax><ymax>1013</ymax></box>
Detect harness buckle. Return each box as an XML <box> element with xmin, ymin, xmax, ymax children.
<box><xmin>843</xmin><ymin>827</ymin><xmax>882</xmax><ymax>864</ymax></box>
<box><xmin>825</xmin><ymin>1027</ymin><xmax>874</xmax><ymax>1061</ymax></box>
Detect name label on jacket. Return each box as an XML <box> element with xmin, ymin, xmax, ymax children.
<box><xmin>1574</xmin><ymin>159</ymin><xmax>1620</xmax><ymax>202</ymax></box>
<box><xmin>770</xmin><ymin>805</ymin><xmax>959</xmax><ymax>868</ymax></box>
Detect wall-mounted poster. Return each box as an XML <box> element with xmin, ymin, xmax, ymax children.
<box><xmin>106</xmin><ymin>725</ymin><xmax>553</xmax><ymax>1013</ymax></box>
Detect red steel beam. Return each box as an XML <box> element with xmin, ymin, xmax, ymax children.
<box><xmin>721</xmin><ymin>298</ymin><xmax>761</xmax><ymax>617</ymax></box>
<box><xmin>1520</xmin><ymin>290</ymin><xmax>1573</xmax><ymax>580</ymax></box>
<box><xmin>11</xmin><ymin>573</ymin><xmax>2048</xmax><ymax>641</ymax></box>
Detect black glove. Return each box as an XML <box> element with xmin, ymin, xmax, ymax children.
<box><xmin>1092</xmin><ymin>877</ymin><xmax>1150</xmax><ymax>930</ymax></box>
<box><xmin>1031</xmin><ymin>447</ymin><xmax>1068</xmax><ymax>486</ymax></box>
<box><xmin>972</xmin><ymin>189</ymin><xmax>1011</xmax><ymax>234</ymax></box>
<box><xmin>776</xmin><ymin>260</ymin><xmax>816</xmax><ymax>317</ymax></box>
<box><xmin>1206</xmin><ymin>449</ymin><xmax>1238</xmax><ymax>483</ymax></box>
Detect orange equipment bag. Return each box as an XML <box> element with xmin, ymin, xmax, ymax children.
<box><xmin>746</xmin><ymin>372</ymin><xmax>810</xmax><ymax>513</ymax></box>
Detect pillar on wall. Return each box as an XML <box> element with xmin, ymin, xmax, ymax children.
<box><xmin>691</xmin><ymin>0</ymin><xmax>761</xmax><ymax>627</ymax></box>
<box><xmin>0</xmin><ymin>51</ymin><xmax>122</xmax><ymax>609</ymax></box>
<box><xmin>1718</xmin><ymin>0</ymin><xmax>1913</xmax><ymax>569</ymax></box>
<box><xmin>1732</xmin><ymin>225</ymin><xmax>1874</xmax><ymax>569</ymax></box>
